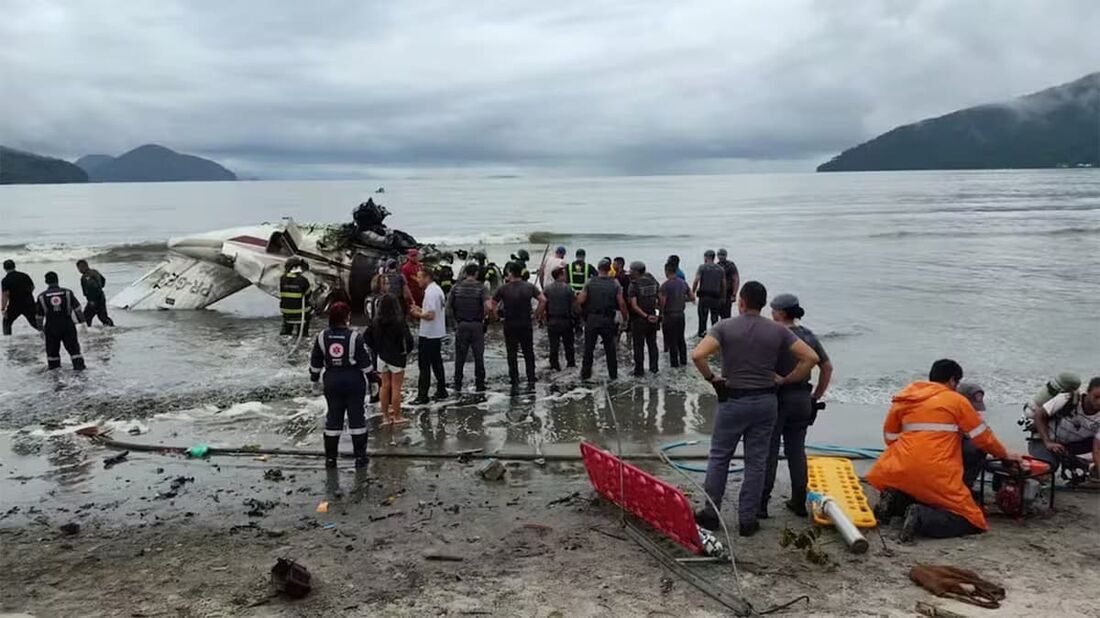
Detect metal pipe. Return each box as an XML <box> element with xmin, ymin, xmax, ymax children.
<box><xmin>810</xmin><ymin>492</ymin><xmax>868</xmax><ymax>554</ymax></box>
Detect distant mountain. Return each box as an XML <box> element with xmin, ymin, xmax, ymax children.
<box><xmin>74</xmin><ymin>154</ymin><xmax>116</xmax><ymax>174</ymax></box>
<box><xmin>818</xmin><ymin>72</ymin><xmax>1100</xmax><ymax>172</ymax></box>
<box><xmin>78</xmin><ymin>144</ymin><xmax>237</xmax><ymax>182</ymax></box>
<box><xmin>1</xmin><ymin>146</ymin><xmax>89</xmax><ymax>184</ymax></box>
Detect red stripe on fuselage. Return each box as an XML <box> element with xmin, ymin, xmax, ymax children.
<box><xmin>228</xmin><ymin>235</ymin><xmax>269</xmax><ymax>248</ymax></box>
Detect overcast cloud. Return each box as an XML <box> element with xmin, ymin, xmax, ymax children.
<box><xmin>2</xmin><ymin>0</ymin><xmax>1098</xmax><ymax>177</ymax></box>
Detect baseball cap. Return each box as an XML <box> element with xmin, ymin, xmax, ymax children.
<box><xmin>957</xmin><ymin>382</ymin><xmax>986</xmax><ymax>411</ymax></box>
<box><xmin>769</xmin><ymin>293</ymin><xmax>800</xmax><ymax>311</ymax></box>
<box><xmin>555</xmin><ymin>246</ymin><xmax>566</xmax><ymax>255</ymax></box>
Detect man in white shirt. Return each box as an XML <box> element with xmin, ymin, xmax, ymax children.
<box><xmin>410</xmin><ymin>268</ymin><xmax>448</xmax><ymax>405</ymax></box>
<box><xmin>1025</xmin><ymin>376</ymin><xmax>1099</xmax><ymax>478</ymax></box>
<box><xmin>538</xmin><ymin>246</ymin><xmax>568</xmax><ymax>289</ymax></box>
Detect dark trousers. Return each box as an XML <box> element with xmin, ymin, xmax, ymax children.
<box><xmin>45</xmin><ymin>325</ymin><xmax>84</xmax><ymax>370</ymax></box>
<box><xmin>762</xmin><ymin>388</ymin><xmax>813</xmax><ymax>508</ymax></box>
<box><xmin>547</xmin><ymin>319</ymin><xmax>575</xmax><ymax>369</ymax></box>
<box><xmin>697</xmin><ymin>295</ymin><xmax>721</xmax><ymax>336</ymax></box>
<box><xmin>718</xmin><ymin>295</ymin><xmax>734</xmax><ymax>320</ymax></box>
<box><xmin>3</xmin><ymin>305</ymin><xmax>38</xmax><ymax>335</ymax></box>
<box><xmin>280</xmin><ymin>316</ymin><xmax>311</xmax><ymax>337</ymax></box>
<box><xmin>323</xmin><ymin>371</ymin><xmax>367</xmax><ymax>436</ymax></box>
<box><xmin>703</xmin><ymin>394</ymin><xmax>777</xmax><ymax>525</ymax></box>
<box><xmin>884</xmin><ymin>490</ymin><xmax>980</xmax><ymax>539</ymax></box>
<box><xmin>83</xmin><ymin>297</ymin><xmax>114</xmax><ymax>327</ymax></box>
<box><xmin>662</xmin><ymin>313</ymin><xmax>687</xmax><ymax>367</ymax></box>
<box><xmin>581</xmin><ymin>318</ymin><xmax>618</xmax><ymax>380</ymax></box>
<box><xmin>1028</xmin><ymin>437</ymin><xmax>1093</xmax><ymax>474</ymax></box>
<box><xmin>631</xmin><ymin>318</ymin><xmax>659</xmax><ymax>375</ymax></box>
<box><xmin>453</xmin><ymin>321</ymin><xmax>486</xmax><ymax>389</ymax></box>
<box><xmin>417</xmin><ymin>336</ymin><xmax>446</xmax><ymax>398</ymax></box>
<box><xmin>961</xmin><ymin>437</ymin><xmax>986</xmax><ymax>489</ymax></box>
<box><xmin>504</xmin><ymin>323</ymin><xmax>536</xmax><ymax>385</ymax></box>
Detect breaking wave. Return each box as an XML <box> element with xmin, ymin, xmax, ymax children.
<box><xmin>0</xmin><ymin>241</ymin><xmax>167</xmax><ymax>264</ymax></box>
<box><xmin>868</xmin><ymin>225</ymin><xmax>1100</xmax><ymax>240</ymax></box>
<box><xmin>419</xmin><ymin>230</ymin><xmax>692</xmax><ymax>248</ymax></box>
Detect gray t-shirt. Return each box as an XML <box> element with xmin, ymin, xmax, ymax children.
<box><xmin>708</xmin><ymin>314</ymin><xmax>799</xmax><ymax>389</ymax></box>
<box><xmin>775</xmin><ymin>325</ymin><xmax>828</xmax><ymax>383</ymax></box>
<box><xmin>660</xmin><ymin>278</ymin><xmax>689</xmax><ymax>315</ymax></box>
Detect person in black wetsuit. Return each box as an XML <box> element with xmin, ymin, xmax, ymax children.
<box><xmin>310</xmin><ymin>302</ymin><xmax>374</xmax><ymax>469</ymax></box>
<box><xmin>2</xmin><ymin>260</ymin><xmax>39</xmax><ymax>336</ymax></box>
<box><xmin>76</xmin><ymin>259</ymin><xmax>114</xmax><ymax>327</ymax></box>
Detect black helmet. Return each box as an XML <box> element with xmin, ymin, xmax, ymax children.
<box><xmin>515</xmin><ymin>248</ymin><xmax>530</xmax><ymax>262</ymax></box>
<box><xmin>454</xmin><ymin>249</ymin><xmax>469</xmax><ymax>261</ymax></box>
<box><xmin>472</xmin><ymin>250</ymin><xmax>487</xmax><ymax>261</ymax></box>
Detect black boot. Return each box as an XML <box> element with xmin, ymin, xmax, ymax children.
<box><xmin>324</xmin><ymin>435</ymin><xmax>340</xmax><ymax>469</ymax></box>
<box><xmin>352</xmin><ymin>434</ymin><xmax>369</xmax><ymax>469</ymax></box>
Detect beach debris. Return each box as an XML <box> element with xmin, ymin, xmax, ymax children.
<box><xmin>915</xmin><ymin>601</ymin><xmax>967</xmax><ymax>618</ymax></box>
<box><xmin>103</xmin><ymin>451</ymin><xmax>129</xmax><ymax>469</ymax></box>
<box><xmin>127</xmin><ymin>426</ymin><xmax>143</xmax><ymax>435</ymax></box>
<box><xmin>315</xmin><ymin>501</ymin><xmax>329</xmax><ymax>514</ymax></box>
<box><xmin>479</xmin><ymin>459</ymin><xmax>506</xmax><ymax>481</ymax></box>
<box><xmin>424</xmin><ymin>553</ymin><xmax>465</xmax><ymax>562</ymax></box>
<box><xmin>59</xmin><ymin>522</ymin><xmax>81</xmax><ymax>536</ymax></box>
<box><xmin>75</xmin><ymin>426</ymin><xmax>107</xmax><ymax>437</ymax></box>
<box><xmin>157</xmin><ymin>476</ymin><xmax>194</xmax><ymax>500</ymax></box>
<box><xmin>186</xmin><ymin>444</ymin><xmax>210</xmax><ymax>458</ymax></box>
<box><xmin>244</xmin><ymin>499</ymin><xmax>278</xmax><ymax>518</ymax></box>
<box><xmin>271</xmin><ymin>558</ymin><xmax>312</xmax><ymax>599</ymax></box>
<box><xmin>547</xmin><ymin>492</ymin><xmax>582</xmax><ymax>507</ymax></box>
<box><xmin>254</xmin><ymin>455</ymin><xmax>269</xmax><ymax>462</ymax></box>
<box><xmin>263</xmin><ymin>469</ymin><xmax>285</xmax><ymax>482</ymax></box>
<box><xmin>909</xmin><ymin>564</ymin><xmax>1006</xmax><ymax>609</ymax></box>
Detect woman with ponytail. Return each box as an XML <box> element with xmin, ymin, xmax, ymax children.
<box><xmin>309</xmin><ymin>301</ymin><xmax>373</xmax><ymax>469</ymax></box>
<box><xmin>760</xmin><ymin>293</ymin><xmax>833</xmax><ymax>518</ymax></box>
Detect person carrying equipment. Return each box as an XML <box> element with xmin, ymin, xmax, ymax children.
<box><xmin>309</xmin><ymin>302</ymin><xmax>374</xmax><ymax>469</ymax></box>
<box><xmin>76</xmin><ymin>259</ymin><xmax>114</xmax><ymax>327</ymax></box>
<box><xmin>279</xmin><ymin>257</ymin><xmax>312</xmax><ymax>337</ymax></box>
<box><xmin>544</xmin><ymin>266</ymin><xmax>577</xmax><ymax>370</ymax></box>
<box><xmin>2</xmin><ymin>259</ymin><xmax>39</xmax><ymax>336</ymax></box>
<box><xmin>691</xmin><ymin>281</ymin><xmax>819</xmax><ymax>537</ymax></box>
<box><xmin>490</xmin><ymin>262</ymin><xmax>546</xmax><ymax>394</ymax></box>
<box><xmin>448</xmin><ymin>263</ymin><xmax>490</xmax><ymax>392</ymax></box>
<box><xmin>626</xmin><ymin>261</ymin><xmax>660</xmax><ymax>376</ymax></box>
<box><xmin>35</xmin><ymin>271</ymin><xmax>86</xmax><ymax>370</ymax></box>
<box><xmin>716</xmin><ymin>248</ymin><xmax>739</xmax><ymax>319</ymax></box>
<box><xmin>577</xmin><ymin>258</ymin><xmax>628</xmax><ymax>381</ymax></box>
<box><xmin>692</xmin><ymin>250</ymin><xmax>726</xmax><ymax>337</ymax></box>
<box><xmin>658</xmin><ymin>261</ymin><xmax>693</xmax><ymax>367</ymax></box>
<box><xmin>568</xmin><ymin>249</ymin><xmax>597</xmax><ymax>293</ymax></box>
<box><xmin>867</xmin><ymin>359</ymin><xmax>1023</xmax><ymax>543</ymax></box>
<box><xmin>760</xmin><ymin>294</ymin><xmax>833</xmax><ymax>518</ymax></box>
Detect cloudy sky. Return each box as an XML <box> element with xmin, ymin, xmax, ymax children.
<box><xmin>2</xmin><ymin>0</ymin><xmax>1098</xmax><ymax>178</ymax></box>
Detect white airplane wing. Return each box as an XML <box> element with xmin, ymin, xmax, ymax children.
<box><xmin>109</xmin><ymin>254</ymin><xmax>250</xmax><ymax>310</ymax></box>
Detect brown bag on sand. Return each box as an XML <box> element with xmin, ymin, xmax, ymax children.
<box><xmin>909</xmin><ymin>564</ymin><xmax>1006</xmax><ymax>609</ymax></box>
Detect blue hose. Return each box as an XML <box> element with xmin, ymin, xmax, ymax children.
<box><xmin>659</xmin><ymin>440</ymin><xmax>883</xmax><ymax>474</ymax></box>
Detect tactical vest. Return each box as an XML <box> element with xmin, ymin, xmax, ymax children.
<box><xmin>631</xmin><ymin>273</ymin><xmax>660</xmax><ymax>314</ymax></box>
<box><xmin>450</xmin><ymin>280</ymin><xmax>486</xmax><ymax>322</ymax></box>
<box><xmin>697</xmin><ymin>263</ymin><xmax>724</xmax><ymax>297</ymax></box>
<box><xmin>584</xmin><ymin>277</ymin><xmax>619</xmax><ymax>318</ymax></box>
<box><xmin>568</xmin><ymin>260</ymin><xmax>591</xmax><ymax>291</ymax></box>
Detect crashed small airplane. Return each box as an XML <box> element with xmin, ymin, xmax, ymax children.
<box><xmin>110</xmin><ymin>200</ymin><xmax>418</xmax><ymax>315</ymax></box>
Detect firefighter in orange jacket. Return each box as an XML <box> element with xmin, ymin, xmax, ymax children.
<box><xmin>867</xmin><ymin>359</ymin><xmax>1023</xmax><ymax>543</ymax></box>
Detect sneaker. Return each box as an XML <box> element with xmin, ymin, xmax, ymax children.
<box><xmin>738</xmin><ymin>521</ymin><xmax>760</xmax><ymax>537</ymax></box>
<box><xmin>694</xmin><ymin>508</ymin><xmax>720</xmax><ymax>532</ymax></box>
<box><xmin>898</xmin><ymin>505</ymin><xmax>920</xmax><ymax>543</ymax></box>
<box><xmin>785</xmin><ymin>499</ymin><xmax>809</xmax><ymax>518</ymax></box>
<box><xmin>874</xmin><ymin>488</ymin><xmax>901</xmax><ymax>526</ymax></box>
<box><xmin>410</xmin><ymin>396</ymin><xmax>431</xmax><ymax>406</ymax></box>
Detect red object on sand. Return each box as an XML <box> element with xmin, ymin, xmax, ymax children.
<box><xmin>580</xmin><ymin>441</ymin><xmax>703</xmax><ymax>554</ymax></box>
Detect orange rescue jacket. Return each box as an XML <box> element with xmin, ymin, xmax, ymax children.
<box><xmin>866</xmin><ymin>381</ymin><xmax>1007</xmax><ymax>530</ymax></box>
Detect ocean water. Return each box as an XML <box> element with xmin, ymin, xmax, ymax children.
<box><xmin>1</xmin><ymin>170</ymin><xmax>1097</xmax><ymax>450</ymax></box>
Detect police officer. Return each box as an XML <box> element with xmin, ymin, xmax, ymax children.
<box><xmin>448</xmin><ymin>263</ymin><xmax>489</xmax><ymax>392</ymax></box>
<box><xmin>716</xmin><ymin>248</ymin><xmax>740</xmax><ymax>319</ymax></box>
<box><xmin>309</xmin><ymin>301</ymin><xmax>374</xmax><ymax>469</ymax></box>
<box><xmin>692</xmin><ymin>250</ymin><xmax>726</xmax><ymax>338</ymax></box>
<box><xmin>568</xmin><ymin>249</ymin><xmax>597</xmax><ymax>293</ymax></box>
<box><xmin>279</xmin><ymin>257</ymin><xmax>312</xmax><ymax>336</ymax></box>
<box><xmin>627</xmin><ymin>261</ymin><xmax>661</xmax><ymax>376</ymax></box>
<box><xmin>577</xmin><ymin>259</ymin><xmax>628</xmax><ymax>381</ymax></box>
<box><xmin>36</xmin><ymin>271</ymin><xmax>85</xmax><ymax>370</ymax></box>
<box><xmin>544</xmin><ymin>266</ymin><xmax>577</xmax><ymax>370</ymax></box>
<box><xmin>76</xmin><ymin>259</ymin><xmax>114</xmax><ymax>327</ymax></box>
<box><xmin>491</xmin><ymin>262</ymin><xmax>546</xmax><ymax>394</ymax></box>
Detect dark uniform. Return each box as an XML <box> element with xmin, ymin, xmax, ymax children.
<box><xmin>695</xmin><ymin>262</ymin><xmax>725</xmax><ymax>337</ymax></box>
<box><xmin>493</xmin><ymin>280</ymin><xmax>541</xmax><ymax>388</ymax></box>
<box><xmin>310</xmin><ymin>327</ymin><xmax>372</xmax><ymax>467</ymax></box>
<box><xmin>437</xmin><ymin>264</ymin><xmax>456</xmax><ymax>296</ymax></box>
<box><xmin>628</xmin><ymin>272</ymin><xmax>660</xmax><ymax>375</ymax></box>
<box><xmin>580</xmin><ymin>276</ymin><xmax>622</xmax><ymax>380</ymax></box>
<box><xmin>660</xmin><ymin>277</ymin><xmax>690</xmax><ymax>367</ymax></box>
<box><xmin>717</xmin><ymin>258</ymin><xmax>739</xmax><ymax>319</ymax></box>
<box><xmin>279</xmin><ymin>271</ymin><xmax>312</xmax><ymax>336</ymax></box>
<box><xmin>544</xmin><ymin>280</ymin><xmax>576</xmax><ymax>370</ymax></box>
<box><xmin>448</xmin><ymin>278</ymin><xmax>488</xmax><ymax>391</ymax></box>
<box><xmin>80</xmin><ymin>268</ymin><xmax>114</xmax><ymax>326</ymax></box>
<box><xmin>36</xmin><ymin>285</ymin><xmax>85</xmax><ymax>370</ymax></box>
<box><xmin>2</xmin><ymin>269</ymin><xmax>38</xmax><ymax>335</ymax></box>
<box><xmin>568</xmin><ymin>260</ymin><xmax>597</xmax><ymax>292</ymax></box>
